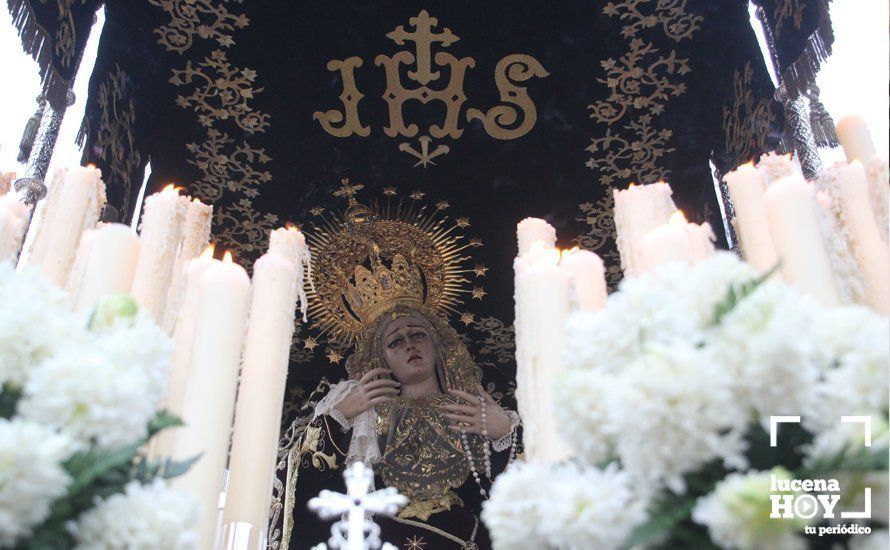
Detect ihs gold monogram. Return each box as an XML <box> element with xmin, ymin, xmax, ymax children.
<box><xmin>314</xmin><ymin>10</ymin><xmax>549</xmax><ymax>168</ymax></box>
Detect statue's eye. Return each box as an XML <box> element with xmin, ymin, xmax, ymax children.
<box><xmin>387</xmin><ymin>338</ymin><xmax>403</xmax><ymax>349</ymax></box>
<box><xmin>411</xmin><ymin>332</ymin><xmax>426</xmax><ymax>340</ymax></box>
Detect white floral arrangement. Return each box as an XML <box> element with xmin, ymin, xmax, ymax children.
<box><xmin>483</xmin><ymin>252</ymin><xmax>889</xmax><ymax>550</ymax></box>
<box><xmin>0</xmin><ymin>262</ymin><xmax>199</xmax><ymax>549</ymax></box>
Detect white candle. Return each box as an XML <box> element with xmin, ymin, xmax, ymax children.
<box><xmin>765</xmin><ymin>175</ymin><xmax>840</xmax><ymax>306</ymax></box>
<box><xmin>131</xmin><ymin>185</ymin><xmax>187</xmax><ymax>324</ymax></box>
<box><xmin>756</xmin><ymin>152</ymin><xmax>796</xmax><ymax>186</ymax></box>
<box><xmin>154</xmin><ymin>246</ymin><xmax>218</xmax><ymax>462</ymax></box>
<box><xmin>514</xmin><ymin>229</ymin><xmax>572</xmax><ymax>464</ymax></box>
<box><xmin>268</xmin><ymin>225</ymin><xmax>306</xmax><ymax>265</ymax></box>
<box><xmin>836</xmin><ymin>115</ymin><xmax>878</xmax><ymax>163</ymax></box>
<box><xmin>25</xmin><ymin>165</ymin><xmax>106</xmax><ymax>287</ymax></box>
<box><xmin>612</xmin><ymin>183</ymin><xmax>677</xmax><ymax>277</ymax></box>
<box><xmin>724</xmin><ymin>163</ymin><xmax>780</xmax><ymax>273</ymax></box>
<box><xmin>517</xmin><ymin>217</ymin><xmax>557</xmax><ymax>256</ymax></box>
<box><xmin>0</xmin><ymin>192</ymin><xmax>29</xmax><ymax>264</ymax></box>
<box><xmin>685</xmin><ymin>220</ymin><xmax>716</xmax><ymax>263</ymax></box>
<box><xmin>169</xmin><ymin>251</ymin><xmax>251</xmax><ymax>550</ymax></box>
<box><xmin>67</xmin><ymin>224</ymin><xmax>140</xmax><ymax>314</ymax></box>
<box><xmin>66</xmin><ymin>228</ymin><xmax>96</xmax><ymax>305</ymax></box>
<box><xmin>164</xmin><ymin>198</ymin><xmax>213</xmax><ymax>333</ymax></box>
<box><xmin>222</xmin><ymin>251</ymin><xmax>299</xmax><ymax>544</ymax></box>
<box><xmin>636</xmin><ymin>212</ymin><xmax>694</xmax><ymax>273</ymax></box>
<box><xmin>268</xmin><ymin>225</ymin><xmax>312</xmax><ymax>321</ymax></box>
<box><xmin>832</xmin><ymin>162</ymin><xmax>890</xmax><ymax>313</ymax></box>
<box><xmin>559</xmin><ymin>248</ymin><xmax>607</xmax><ymax>310</ymax></box>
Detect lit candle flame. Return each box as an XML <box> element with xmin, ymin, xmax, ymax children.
<box><xmin>223</xmin><ymin>250</ymin><xmax>234</xmax><ymax>264</ymax></box>
<box><xmin>562</xmin><ymin>246</ymin><xmax>581</xmax><ymax>258</ymax></box>
<box><xmin>628</xmin><ymin>182</ymin><xmax>637</xmax><ymax>189</ymax></box>
<box><xmin>201</xmin><ymin>244</ymin><xmax>216</xmax><ymax>259</ymax></box>
<box><xmin>86</xmin><ymin>163</ymin><xmax>97</xmax><ymax>170</ymax></box>
<box><xmin>285</xmin><ymin>222</ymin><xmax>300</xmax><ymax>231</ymax></box>
<box><xmin>162</xmin><ymin>184</ymin><xmax>180</xmax><ymax>195</ymax></box>
<box><xmin>669</xmin><ymin>210</ymin><xmax>688</xmax><ymax>225</ymax></box>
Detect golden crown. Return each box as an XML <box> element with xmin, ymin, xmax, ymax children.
<box><xmin>342</xmin><ymin>248</ymin><xmax>424</xmax><ymax>326</ymax></box>
<box><xmin>304</xmin><ymin>180</ymin><xmax>476</xmax><ymax>348</ymax></box>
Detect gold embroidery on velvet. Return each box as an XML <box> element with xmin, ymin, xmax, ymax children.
<box><xmin>148</xmin><ymin>0</ymin><xmax>249</xmax><ymax>55</ymax></box>
<box><xmin>466</xmin><ymin>54</ymin><xmax>550</xmax><ymax>141</ymax></box>
<box><xmin>472</xmin><ymin>316</ymin><xmax>514</xmax><ymax>366</ymax></box>
<box><xmin>185</xmin><ymin>128</ymin><xmax>271</xmax><ymax>202</ymax></box>
<box><xmin>149</xmin><ymin>0</ymin><xmax>273</xmax><ymax>263</ymax></box>
<box><xmin>722</xmin><ymin>61</ymin><xmax>777</xmax><ymax>164</ymax></box>
<box><xmin>170</xmin><ymin>50</ymin><xmax>271</xmax><ymax>132</ymax></box>
<box><xmin>603</xmin><ymin>0</ymin><xmax>702</xmax><ymax>41</ymax></box>
<box><xmin>589</xmin><ymin>1</ymin><xmax>702</xmax><ymax>186</ymax></box>
<box><xmin>578</xmin><ymin>1</ymin><xmax>701</xmax><ymax>282</ymax></box>
<box><xmin>299</xmin><ymin>424</ymin><xmax>338</xmax><ymax>471</ymax></box>
<box><xmin>316</xmin><ymin>10</ymin><xmax>547</xmax><ymax>168</ymax></box>
<box><xmin>212</xmin><ymin>198</ymin><xmax>279</xmax><ymax>257</ymax></box>
<box><xmin>313</xmin><ymin>57</ymin><xmax>371</xmax><ymax>138</ymax></box>
<box><xmin>46</xmin><ymin>0</ymin><xmax>84</xmax><ymax>67</ymax></box>
<box><xmin>573</xmin><ymin>194</ymin><xmax>625</xmax><ymax>289</ymax></box>
<box><xmin>586</xmin><ymin>115</ymin><xmax>675</xmax><ymax>186</ymax></box>
<box><xmin>94</xmin><ymin>66</ymin><xmax>141</xmax><ymax>218</ymax></box>
<box><xmin>773</xmin><ymin>0</ymin><xmax>806</xmax><ymax>40</ymax></box>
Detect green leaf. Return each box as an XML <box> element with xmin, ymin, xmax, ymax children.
<box><xmin>161</xmin><ymin>453</ymin><xmax>202</xmax><ymax>480</ymax></box>
<box><xmin>65</xmin><ymin>441</ymin><xmax>142</xmax><ymax>494</ymax></box>
<box><xmin>710</xmin><ymin>263</ymin><xmax>781</xmax><ymax>326</ymax></box>
<box><xmin>0</xmin><ymin>386</ymin><xmax>21</xmax><ymax>419</ymax></box>
<box><xmin>625</xmin><ymin>496</ymin><xmax>694</xmax><ymax>547</ymax></box>
<box><xmin>147</xmin><ymin>410</ymin><xmax>184</xmax><ymax>438</ymax></box>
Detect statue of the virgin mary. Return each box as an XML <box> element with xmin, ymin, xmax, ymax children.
<box><xmin>273</xmin><ymin>189</ymin><xmax>521</xmax><ymax>549</ymax></box>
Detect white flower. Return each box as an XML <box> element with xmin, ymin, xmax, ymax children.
<box><xmin>692</xmin><ymin>469</ymin><xmax>809</xmax><ymax>550</ymax></box>
<box><xmin>18</xmin><ymin>315</ymin><xmax>172</xmax><ymax>450</ymax></box>
<box><xmin>554</xmin><ymin>369</ymin><xmax>614</xmax><ymax>464</ymax></box>
<box><xmin>538</xmin><ymin>463</ymin><xmax>646</xmax><ymax>550</ymax></box>
<box><xmin>565</xmin><ymin>252</ymin><xmax>756</xmax><ymax>374</ymax></box>
<box><xmin>483</xmin><ymin>462</ymin><xmax>645</xmax><ymax>550</ymax></box>
<box><xmin>482</xmin><ymin>462</ymin><xmax>552</xmax><ymax>550</ymax></box>
<box><xmin>713</xmin><ymin>281</ymin><xmax>820</xmax><ymax>423</ymax></box>
<box><xmin>602</xmin><ymin>343</ymin><xmax>748</xmax><ymax>493</ymax></box>
<box><xmin>0</xmin><ymin>418</ymin><xmax>76</xmax><ymax>547</ymax></box>
<box><xmin>0</xmin><ymin>263</ymin><xmax>82</xmax><ymax>389</ymax></box>
<box><xmin>806</xmin><ymin>306</ymin><xmax>890</xmax><ymax>434</ymax></box>
<box><xmin>69</xmin><ymin>479</ymin><xmax>199</xmax><ymax>550</ymax></box>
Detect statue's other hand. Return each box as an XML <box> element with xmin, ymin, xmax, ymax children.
<box><xmin>442</xmin><ymin>387</ymin><xmax>511</xmax><ymax>440</ymax></box>
<box><xmin>333</xmin><ymin>367</ymin><xmax>400</xmax><ymax>420</ymax></box>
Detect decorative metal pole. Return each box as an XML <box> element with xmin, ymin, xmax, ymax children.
<box><xmin>754</xmin><ymin>5</ymin><xmax>824</xmax><ymax>180</ymax></box>
<box><xmin>13</xmin><ymin>89</ymin><xmax>76</xmax><ymax>206</ymax></box>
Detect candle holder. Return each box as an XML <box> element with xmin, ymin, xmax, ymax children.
<box><xmin>13</xmin><ymin>176</ymin><xmax>48</xmax><ymax>205</ymax></box>
<box><xmin>219</xmin><ymin>522</ymin><xmax>267</xmax><ymax>550</ymax></box>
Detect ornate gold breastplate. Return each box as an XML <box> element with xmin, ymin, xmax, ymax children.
<box><xmin>375</xmin><ymin>395</ymin><xmax>482</xmax><ymax>519</ymax></box>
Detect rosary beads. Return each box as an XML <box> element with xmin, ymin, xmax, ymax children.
<box><xmin>459</xmin><ymin>393</ymin><xmax>493</xmax><ymax>498</ymax></box>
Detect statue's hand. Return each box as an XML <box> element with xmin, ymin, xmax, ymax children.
<box><xmin>333</xmin><ymin>367</ymin><xmax>400</xmax><ymax>420</ymax></box>
<box><xmin>442</xmin><ymin>387</ymin><xmax>512</xmax><ymax>440</ymax></box>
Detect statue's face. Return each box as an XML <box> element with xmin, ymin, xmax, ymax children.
<box><xmin>381</xmin><ymin>315</ymin><xmax>437</xmax><ymax>386</ymax></box>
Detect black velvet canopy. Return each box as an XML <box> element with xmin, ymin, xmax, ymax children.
<box><xmin>8</xmin><ymin>0</ymin><xmax>834</xmax><ymax>439</ymax></box>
